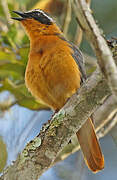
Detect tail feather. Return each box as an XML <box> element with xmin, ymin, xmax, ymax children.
<box><xmin>76</xmin><ymin>118</ymin><xmax>104</xmax><ymax>172</ymax></box>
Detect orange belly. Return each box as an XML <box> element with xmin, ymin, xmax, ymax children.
<box><xmin>25</xmin><ymin>50</ymin><xmax>81</xmax><ymax>110</ymax></box>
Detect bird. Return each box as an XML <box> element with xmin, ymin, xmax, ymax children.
<box><xmin>12</xmin><ymin>9</ymin><xmax>104</xmax><ymax>172</ymax></box>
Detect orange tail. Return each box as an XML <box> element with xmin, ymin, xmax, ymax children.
<box><xmin>76</xmin><ymin>118</ymin><xmax>104</xmax><ymax>173</ymax></box>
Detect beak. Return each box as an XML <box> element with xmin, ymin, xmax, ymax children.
<box><xmin>12</xmin><ymin>11</ymin><xmax>28</xmax><ymax>21</ymax></box>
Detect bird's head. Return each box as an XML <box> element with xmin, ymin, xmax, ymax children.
<box><xmin>12</xmin><ymin>9</ymin><xmax>61</xmax><ymax>38</ymax></box>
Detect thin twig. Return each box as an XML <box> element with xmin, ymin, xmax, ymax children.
<box><xmin>1</xmin><ymin>0</ymin><xmax>13</xmax><ymax>26</ymax></box>
<box><xmin>74</xmin><ymin>0</ymin><xmax>91</xmax><ymax>46</ymax></box>
<box><xmin>94</xmin><ymin>95</ymin><xmax>117</xmax><ymax>131</ymax></box>
<box><xmin>110</xmin><ymin>123</ymin><xmax>117</xmax><ymax>147</ymax></box>
<box><xmin>0</xmin><ymin>101</ymin><xmax>17</xmax><ymax>112</ymax></box>
<box><xmin>83</xmin><ymin>53</ymin><xmax>97</xmax><ymax>67</ymax></box>
<box><xmin>98</xmin><ymin>113</ymin><xmax>117</xmax><ymax>138</ymax></box>
<box><xmin>74</xmin><ymin>26</ymin><xmax>83</xmax><ymax>46</ymax></box>
<box><xmin>0</xmin><ymin>21</ymin><xmax>8</xmax><ymax>32</ymax></box>
<box><xmin>63</xmin><ymin>0</ymin><xmax>71</xmax><ymax>37</ymax></box>
<box><xmin>86</xmin><ymin>0</ymin><xmax>91</xmax><ymax>4</ymax></box>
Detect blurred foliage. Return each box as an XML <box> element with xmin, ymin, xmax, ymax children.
<box><xmin>0</xmin><ymin>136</ymin><xmax>7</xmax><ymax>172</ymax></box>
<box><xmin>0</xmin><ymin>0</ymin><xmax>79</xmax><ymax>112</ymax></box>
<box><xmin>33</xmin><ymin>0</ymin><xmax>66</xmax><ymax>17</ymax></box>
<box><xmin>0</xmin><ymin>0</ymin><xmax>60</xmax><ymax>111</ymax></box>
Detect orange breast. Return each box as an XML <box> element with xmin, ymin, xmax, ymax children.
<box><xmin>25</xmin><ymin>35</ymin><xmax>81</xmax><ymax>110</ymax></box>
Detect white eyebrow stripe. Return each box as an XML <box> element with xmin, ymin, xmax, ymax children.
<box><xmin>25</xmin><ymin>9</ymin><xmax>54</xmax><ymax>22</ymax></box>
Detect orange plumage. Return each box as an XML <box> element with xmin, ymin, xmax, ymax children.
<box><xmin>12</xmin><ymin>9</ymin><xmax>104</xmax><ymax>172</ymax></box>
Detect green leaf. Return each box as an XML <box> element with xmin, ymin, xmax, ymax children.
<box><xmin>0</xmin><ymin>79</ymin><xmax>27</xmax><ymax>99</ymax></box>
<box><xmin>15</xmin><ymin>0</ymin><xmax>31</xmax><ymax>5</ymax></box>
<box><xmin>7</xmin><ymin>24</ymin><xmax>17</xmax><ymax>41</ymax></box>
<box><xmin>0</xmin><ymin>50</ymin><xmax>16</xmax><ymax>62</ymax></box>
<box><xmin>21</xmin><ymin>34</ymin><xmax>30</xmax><ymax>45</ymax></box>
<box><xmin>0</xmin><ymin>79</ymin><xmax>49</xmax><ymax>110</ymax></box>
<box><xmin>0</xmin><ymin>2</ymin><xmax>5</xmax><ymax>17</ymax></box>
<box><xmin>18</xmin><ymin>98</ymin><xmax>49</xmax><ymax>110</ymax></box>
<box><xmin>0</xmin><ymin>62</ymin><xmax>25</xmax><ymax>80</ymax></box>
<box><xmin>18</xmin><ymin>47</ymin><xmax>29</xmax><ymax>65</ymax></box>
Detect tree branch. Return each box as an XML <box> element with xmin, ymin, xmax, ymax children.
<box><xmin>54</xmin><ymin>94</ymin><xmax>117</xmax><ymax>163</ymax></box>
<box><xmin>73</xmin><ymin>0</ymin><xmax>117</xmax><ymax>98</ymax></box>
<box><xmin>0</xmin><ymin>67</ymin><xmax>110</xmax><ymax>180</ymax></box>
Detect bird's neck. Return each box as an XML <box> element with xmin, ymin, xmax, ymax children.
<box><xmin>28</xmin><ymin>24</ymin><xmax>62</xmax><ymax>51</ymax></box>
<box><xmin>22</xmin><ymin>21</ymin><xmax>62</xmax><ymax>42</ymax></box>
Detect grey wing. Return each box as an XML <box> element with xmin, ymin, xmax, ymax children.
<box><xmin>57</xmin><ymin>33</ymin><xmax>86</xmax><ymax>83</ymax></box>
<box><xmin>69</xmin><ymin>42</ymin><xmax>87</xmax><ymax>83</ymax></box>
